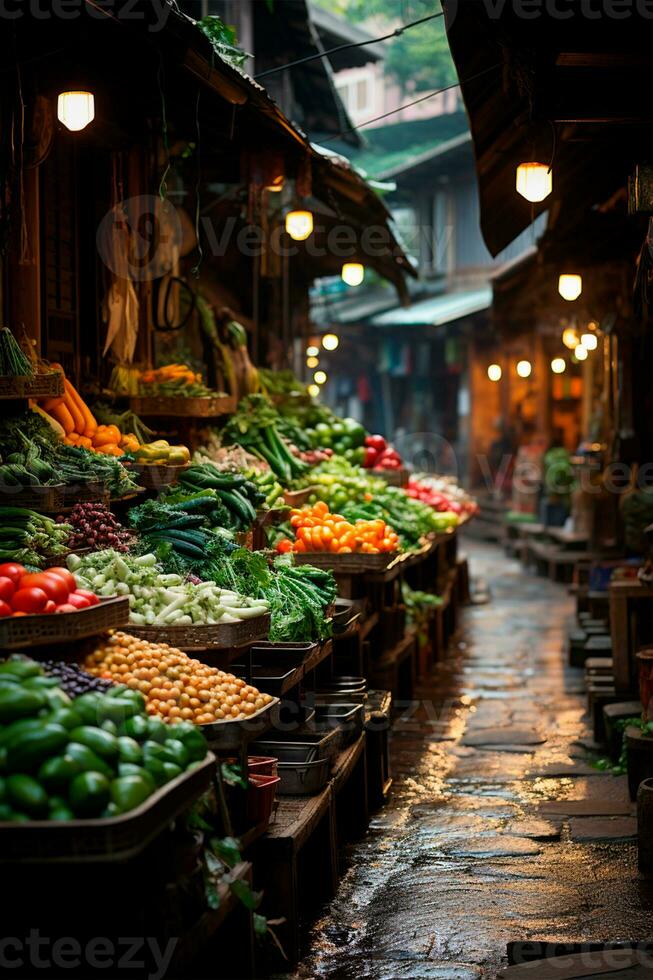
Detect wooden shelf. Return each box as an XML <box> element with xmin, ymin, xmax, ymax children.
<box><xmin>303</xmin><ymin>638</ymin><xmax>333</xmax><ymax>674</ymax></box>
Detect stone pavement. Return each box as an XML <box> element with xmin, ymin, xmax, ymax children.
<box><xmin>292</xmin><ymin>541</ymin><xmax>653</xmax><ymax>980</ymax></box>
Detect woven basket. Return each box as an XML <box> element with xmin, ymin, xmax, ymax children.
<box><xmin>0</xmin><ymin>484</ymin><xmax>65</xmax><ymax>512</ymax></box>
<box><xmin>0</xmin><ymin>753</ymin><xmax>215</xmax><ymax>863</ymax></box>
<box><xmin>130</xmin><ymin>394</ymin><xmax>236</xmax><ymax>418</ymax></box>
<box><xmin>283</xmin><ymin>486</ymin><xmax>318</xmax><ymax>507</ymax></box>
<box><xmin>126</xmin><ymin>612</ymin><xmax>271</xmax><ymax>651</ymax></box>
<box><xmin>293</xmin><ymin>551</ymin><xmax>401</xmax><ymax>575</ymax></box>
<box><xmin>61</xmin><ymin>479</ymin><xmax>108</xmax><ymax>505</ymax></box>
<box><xmin>128</xmin><ymin>462</ymin><xmax>190</xmax><ymax>490</ymax></box>
<box><xmin>0</xmin><ymin>596</ymin><xmax>130</xmax><ymax>651</ymax></box>
<box><xmin>0</xmin><ymin>372</ymin><xmax>64</xmax><ymax>400</ymax></box>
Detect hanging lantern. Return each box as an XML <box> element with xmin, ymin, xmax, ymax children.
<box><xmin>574</xmin><ymin>345</ymin><xmax>588</xmax><ymax>361</ymax></box>
<box><xmin>341</xmin><ymin>263</ymin><xmax>365</xmax><ymax>287</ymax></box>
<box><xmin>313</xmin><ymin>370</ymin><xmax>327</xmax><ymax>385</ymax></box>
<box><xmin>322</xmin><ymin>333</ymin><xmax>339</xmax><ymax>351</ymax></box>
<box><xmin>562</xmin><ymin>327</ymin><xmax>579</xmax><ymax>349</ymax></box>
<box><xmin>516</xmin><ymin>359</ymin><xmax>532</xmax><ymax>379</ymax></box>
<box><xmin>581</xmin><ymin>332</ymin><xmax>598</xmax><ymax>351</ymax></box>
<box><xmin>487</xmin><ymin>364</ymin><xmax>502</xmax><ymax>382</ymax></box>
<box><xmin>57</xmin><ymin>91</ymin><xmax>95</xmax><ymax>132</ymax></box>
<box><xmin>551</xmin><ymin>357</ymin><xmax>566</xmax><ymax>374</ymax></box>
<box><xmin>558</xmin><ymin>274</ymin><xmax>582</xmax><ymax>301</ymax></box>
<box><xmin>516</xmin><ymin>162</ymin><xmax>552</xmax><ymax>203</ymax></box>
<box><xmin>285</xmin><ymin>210</ymin><xmax>313</xmax><ymax>241</ymax></box>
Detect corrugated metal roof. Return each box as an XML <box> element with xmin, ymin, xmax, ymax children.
<box><xmin>371</xmin><ymin>287</ymin><xmax>492</xmax><ymax>328</ymax></box>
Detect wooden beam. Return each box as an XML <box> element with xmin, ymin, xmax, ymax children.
<box><xmin>556</xmin><ymin>52</ymin><xmax>653</xmax><ymax>68</ymax></box>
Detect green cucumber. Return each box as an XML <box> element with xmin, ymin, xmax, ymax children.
<box><xmin>0</xmin><ymin>688</ymin><xmax>46</xmax><ymax>724</ymax></box>
<box><xmin>37</xmin><ymin>754</ymin><xmax>85</xmax><ymax>792</ymax></box>
<box><xmin>65</xmin><ymin>743</ymin><xmax>114</xmax><ymax>780</ymax></box>
<box><xmin>69</xmin><ymin>726</ymin><xmax>119</xmax><ymax>761</ymax></box>
<box><xmin>6</xmin><ymin>774</ymin><xmax>49</xmax><ymax>817</ymax></box>
<box><xmin>68</xmin><ymin>772</ymin><xmax>111</xmax><ymax>817</ymax></box>
<box><xmin>6</xmin><ymin>724</ymin><xmax>69</xmax><ymax>773</ymax></box>
<box><xmin>110</xmin><ymin>774</ymin><xmax>153</xmax><ymax>813</ymax></box>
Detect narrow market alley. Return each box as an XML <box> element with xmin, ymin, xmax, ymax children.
<box><xmin>294</xmin><ymin>541</ymin><xmax>653</xmax><ymax>980</ymax></box>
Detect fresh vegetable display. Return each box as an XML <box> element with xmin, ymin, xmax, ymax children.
<box><xmin>41</xmin><ymin>369</ymin><xmax>127</xmax><ymax>456</ymax></box>
<box><xmin>363</xmin><ymin>434</ymin><xmax>403</xmax><ymax>471</ymax></box>
<box><xmin>93</xmin><ymin>403</ymin><xmax>156</xmax><ymax>446</ymax></box>
<box><xmin>68</xmin><ymin>550</ymin><xmax>269</xmax><ymax>627</ymax></box>
<box><xmin>259</xmin><ymin>368</ymin><xmax>307</xmax><ymax>398</ymax></box>
<box><xmin>0</xmin><ymin>327</ymin><xmax>34</xmax><ymax>377</ymax></box>
<box><xmin>84</xmin><ymin>633</ymin><xmax>273</xmax><ymax>723</ymax></box>
<box><xmin>57</xmin><ymin>503</ymin><xmax>133</xmax><ymax>554</ymax></box>
<box><xmin>137</xmin><ymin>364</ymin><xmax>215</xmax><ymax>398</ymax></box>
<box><xmin>0</xmin><ymin>655</ymin><xmax>208</xmax><ymax>822</ymax></box>
<box><xmin>130</xmin><ymin>439</ymin><xmax>191</xmax><ymax>467</ymax></box>
<box><xmin>221</xmin><ymin>395</ymin><xmax>309</xmax><ymax>483</ymax></box>
<box><xmin>0</xmin><ymin>512</ymin><xmax>72</xmax><ymax>570</ymax></box>
<box><xmin>193</xmin><ymin>430</ymin><xmax>269</xmax><ymax>474</ymax></box>
<box><xmin>196</xmin><ymin>538</ymin><xmax>336</xmax><ymax>643</ymax></box>
<box><xmin>305</xmin><ymin>416</ymin><xmax>367</xmax><ymax>459</ymax></box>
<box><xmin>278</xmin><ymin>501</ymin><xmax>399</xmax><ymax>555</ymax></box>
<box><xmin>0</xmin><ymin>431</ymin><xmax>60</xmax><ymax>488</ymax></box>
<box><xmin>406</xmin><ymin>475</ymin><xmax>479</xmax><ymax>517</ymax></box>
<box><xmin>0</xmin><ymin>563</ymin><xmax>99</xmax><ymax>616</ymax></box>
<box><xmin>295</xmin><ymin>459</ymin><xmax>459</xmax><ymax>548</ymax></box>
<box><xmin>175</xmin><ymin>464</ymin><xmax>265</xmax><ymax>524</ymax></box>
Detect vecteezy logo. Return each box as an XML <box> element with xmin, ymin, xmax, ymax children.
<box><xmin>96</xmin><ymin>195</ymin><xmax>183</xmax><ymax>283</ymax></box>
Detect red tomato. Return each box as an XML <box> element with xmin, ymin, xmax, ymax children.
<box><xmin>54</xmin><ymin>603</ymin><xmax>78</xmax><ymax>614</ymax></box>
<box><xmin>42</xmin><ymin>600</ymin><xmax>57</xmax><ymax>614</ymax></box>
<box><xmin>18</xmin><ymin>573</ymin><xmax>69</xmax><ymax>605</ymax></box>
<box><xmin>42</xmin><ymin>567</ymin><xmax>76</xmax><ymax>593</ymax></box>
<box><xmin>0</xmin><ymin>600</ymin><xmax>11</xmax><ymax>618</ymax></box>
<box><xmin>65</xmin><ymin>593</ymin><xmax>90</xmax><ymax>610</ymax></box>
<box><xmin>0</xmin><ymin>563</ymin><xmax>26</xmax><ymax>585</ymax></box>
<box><xmin>0</xmin><ymin>577</ymin><xmax>15</xmax><ymax>602</ymax></box>
<box><xmin>73</xmin><ymin>589</ymin><xmax>99</xmax><ymax>606</ymax></box>
<box><xmin>11</xmin><ymin>587</ymin><xmax>49</xmax><ymax>614</ymax></box>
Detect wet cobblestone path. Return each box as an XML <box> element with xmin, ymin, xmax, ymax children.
<box><xmin>293</xmin><ymin>541</ymin><xmax>653</xmax><ymax>980</ymax></box>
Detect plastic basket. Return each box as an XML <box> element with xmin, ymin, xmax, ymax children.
<box><xmin>0</xmin><ymin>753</ymin><xmax>215</xmax><ymax>863</ymax></box>
<box><xmin>0</xmin><ymin>596</ymin><xmax>130</xmax><ymax>651</ymax></box>
<box><xmin>248</xmin><ymin>756</ymin><xmax>278</xmax><ymax>776</ymax></box>
<box><xmin>126</xmin><ymin>613</ymin><xmax>271</xmax><ymax>651</ymax></box>
<box><xmin>246</xmin><ymin>773</ymin><xmax>280</xmax><ymax>824</ymax></box>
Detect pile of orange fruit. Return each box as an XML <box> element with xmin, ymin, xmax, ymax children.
<box><xmin>278</xmin><ymin>501</ymin><xmax>399</xmax><ymax>555</ymax></box>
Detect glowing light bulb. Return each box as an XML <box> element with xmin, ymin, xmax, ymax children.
<box><xmin>562</xmin><ymin>327</ymin><xmax>579</xmax><ymax>349</ymax></box>
<box><xmin>57</xmin><ymin>91</ymin><xmax>95</xmax><ymax>132</ymax></box>
<box><xmin>487</xmin><ymin>364</ymin><xmax>502</xmax><ymax>382</ymax></box>
<box><xmin>559</xmin><ymin>274</ymin><xmax>582</xmax><ymax>301</ymax></box>
<box><xmin>285</xmin><ymin>210</ymin><xmax>313</xmax><ymax>241</ymax></box>
<box><xmin>322</xmin><ymin>333</ymin><xmax>339</xmax><ymax>351</ymax></box>
<box><xmin>341</xmin><ymin>263</ymin><xmax>364</xmax><ymax>286</ymax></box>
<box><xmin>516</xmin><ymin>359</ymin><xmax>532</xmax><ymax>379</ymax></box>
<box><xmin>306</xmin><ymin>345</ymin><xmax>319</xmax><ymax>357</ymax></box>
<box><xmin>551</xmin><ymin>357</ymin><xmax>566</xmax><ymax>374</ymax></box>
<box><xmin>581</xmin><ymin>332</ymin><xmax>598</xmax><ymax>351</ymax></box>
<box><xmin>313</xmin><ymin>370</ymin><xmax>327</xmax><ymax>385</ymax></box>
<box><xmin>307</xmin><ymin>384</ymin><xmax>320</xmax><ymax>398</ymax></box>
<box><xmin>306</xmin><ymin>356</ymin><xmax>319</xmax><ymax>369</ymax></box>
<box><xmin>516</xmin><ymin>162</ymin><xmax>552</xmax><ymax>203</ymax></box>
<box><xmin>575</xmin><ymin>345</ymin><xmax>588</xmax><ymax>361</ymax></box>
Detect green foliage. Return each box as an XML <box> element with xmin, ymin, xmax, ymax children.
<box><xmin>197</xmin><ymin>15</ymin><xmax>249</xmax><ymax>69</ymax></box>
<box><xmin>314</xmin><ymin>0</ymin><xmax>454</xmax><ymax>94</ymax></box>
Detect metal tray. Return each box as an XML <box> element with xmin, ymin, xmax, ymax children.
<box><xmin>312</xmin><ymin>703</ymin><xmax>365</xmax><ymax>749</ymax></box>
<box><xmin>249</xmin><ymin>641</ymin><xmax>317</xmax><ymax>668</ymax></box>
<box><xmin>253</xmin><ymin>727</ymin><xmax>339</xmax><ymax>764</ymax></box>
<box><xmin>199</xmin><ymin>697</ymin><xmax>280</xmax><ymax>752</ymax></box>
<box><xmin>276</xmin><ymin>756</ymin><xmax>330</xmax><ymax>796</ymax></box>
<box><xmin>233</xmin><ymin>664</ymin><xmax>299</xmax><ymax>697</ymax></box>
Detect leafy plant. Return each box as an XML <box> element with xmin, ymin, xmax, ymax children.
<box><xmin>197</xmin><ymin>15</ymin><xmax>249</xmax><ymax>69</ymax></box>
